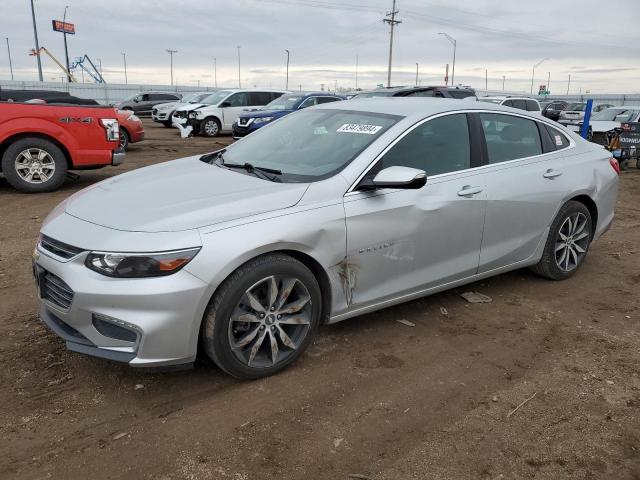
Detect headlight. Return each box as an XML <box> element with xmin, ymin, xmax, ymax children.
<box><xmin>188</xmin><ymin>111</ymin><xmax>198</xmax><ymax>118</ymax></box>
<box><xmin>100</xmin><ymin>119</ymin><xmax>120</xmax><ymax>142</ymax></box>
<box><xmin>85</xmin><ymin>247</ymin><xmax>200</xmax><ymax>278</ymax></box>
<box><xmin>253</xmin><ymin>117</ymin><xmax>273</xmax><ymax>124</ymax></box>
<box><xmin>128</xmin><ymin>114</ymin><xmax>141</xmax><ymax>123</ymax></box>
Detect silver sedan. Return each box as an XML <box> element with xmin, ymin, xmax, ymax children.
<box><xmin>33</xmin><ymin>98</ymin><xmax>619</xmax><ymax>379</ymax></box>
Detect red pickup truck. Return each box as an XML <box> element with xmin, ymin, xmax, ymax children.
<box><xmin>0</xmin><ymin>103</ymin><xmax>123</xmax><ymax>193</ymax></box>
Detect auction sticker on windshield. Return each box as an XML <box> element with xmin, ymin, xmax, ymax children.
<box><xmin>337</xmin><ymin>123</ymin><xmax>383</xmax><ymax>134</ymax></box>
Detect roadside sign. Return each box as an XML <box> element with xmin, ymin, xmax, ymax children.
<box><xmin>620</xmin><ymin>122</ymin><xmax>640</xmax><ymax>147</ymax></box>
<box><xmin>52</xmin><ymin>20</ymin><xmax>75</xmax><ymax>34</ymax></box>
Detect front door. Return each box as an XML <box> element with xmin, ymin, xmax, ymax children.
<box><xmin>344</xmin><ymin>113</ymin><xmax>487</xmax><ymax>308</ymax></box>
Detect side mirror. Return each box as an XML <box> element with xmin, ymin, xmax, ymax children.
<box><xmin>359</xmin><ymin>166</ymin><xmax>427</xmax><ymax>190</ymax></box>
<box><xmin>219</xmin><ymin>101</ymin><xmax>231</xmax><ymax>108</ymax></box>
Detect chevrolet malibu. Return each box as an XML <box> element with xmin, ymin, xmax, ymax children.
<box><xmin>33</xmin><ymin>98</ymin><xmax>619</xmax><ymax>379</ymax></box>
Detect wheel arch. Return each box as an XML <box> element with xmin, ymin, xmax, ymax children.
<box><xmin>568</xmin><ymin>194</ymin><xmax>598</xmax><ymax>237</ymax></box>
<box><xmin>0</xmin><ymin>133</ymin><xmax>73</xmax><ymax>171</ymax></box>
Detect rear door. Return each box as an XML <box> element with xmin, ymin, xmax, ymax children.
<box><xmin>344</xmin><ymin>112</ymin><xmax>487</xmax><ymax>307</ymax></box>
<box><xmin>220</xmin><ymin>92</ymin><xmax>251</xmax><ymax>130</ymax></box>
<box><xmin>476</xmin><ymin>112</ymin><xmax>572</xmax><ymax>273</ymax></box>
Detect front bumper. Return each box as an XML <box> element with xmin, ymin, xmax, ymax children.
<box><xmin>152</xmin><ymin>111</ymin><xmax>171</xmax><ymax>122</ymax></box>
<box><xmin>112</xmin><ymin>149</ymin><xmax>125</xmax><ymax>166</ymax></box>
<box><xmin>232</xmin><ymin>123</ymin><xmax>255</xmax><ymax>139</ymax></box>
<box><xmin>33</xmin><ymin>246</ymin><xmax>209</xmax><ymax>368</ymax></box>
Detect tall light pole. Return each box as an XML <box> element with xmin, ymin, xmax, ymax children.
<box><xmin>438</xmin><ymin>32</ymin><xmax>456</xmax><ymax>86</ymax></box>
<box><xmin>415</xmin><ymin>62</ymin><xmax>419</xmax><ymax>86</ymax></box>
<box><xmin>502</xmin><ymin>75</ymin><xmax>505</xmax><ymax>91</ymax></box>
<box><xmin>121</xmin><ymin>52</ymin><xmax>128</xmax><ymax>84</ymax></box>
<box><xmin>530</xmin><ymin>58</ymin><xmax>548</xmax><ymax>95</ymax></box>
<box><xmin>383</xmin><ymin>0</ymin><xmax>401</xmax><ymax>88</ymax></box>
<box><xmin>30</xmin><ymin>0</ymin><xmax>43</xmax><ymax>81</ymax></box>
<box><xmin>547</xmin><ymin>71</ymin><xmax>550</xmax><ymax>94</ymax></box>
<box><xmin>567</xmin><ymin>74</ymin><xmax>571</xmax><ymax>95</ymax></box>
<box><xmin>5</xmin><ymin>37</ymin><xmax>13</xmax><ymax>80</ymax></box>
<box><xmin>485</xmin><ymin>69</ymin><xmax>488</xmax><ymax>91</ymax></box>
<box><xmin>166</xmin><ymin>49</ymin><xmax>177</xmax><ymax>86</ymax></box>
<box><xmin>355</xmin><ymin>54</ymin><xmax>358</xmax><ymax>90</ymax></box>
<box><xmin>62</xmin><ymin>6</ymin><xmax>72</xmax><ymax>82</ymax></box>
<box><xmin>213</xmin><ymin>58</ymin><xmax>217</xmax><ymax>88</ymax></box>
<box><xmin>236</xmin><ymin>46</ymin><xmax>241</xmax><ymax>88</ymax></box>
<box><xmin>285</xmin><ymin>49</ymin><xmax>290</xmax><ymax>90</ymax></box>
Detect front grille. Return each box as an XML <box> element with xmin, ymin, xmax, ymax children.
<box><xmin>40</xmin><ymin>235</ymin><xmax>83</xmax><ymax>259</ymax></box>
<box><xmin>41</xmin><ymin>271</ymin><xmax>74</xmax><ymax>310</ymax></box>
<box><xmin>237</xmin><ymin>118</ymin><xmax>252</xmax><ymax>127</ymax></box>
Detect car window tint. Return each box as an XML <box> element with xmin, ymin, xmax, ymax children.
<box><xmin>448</xmin><ymin>90</ymin><xmax>474</xmax><ymax>99</ymax></box>
<box><xmin>526</xmin><ymin>100</ymin><xmax>540</xmax><ymax>111</ymax></box>
<box><xmin>405</xmin><ymin>89</ymin><xmax>433</xmax><ymax>97</ymax></box>
<box><xmin>317</xmin><ymin>96</ymin><xmax>341</xmax><ymax>104</ymax></box>
<box><xmin>380</xmin><ymin>113</ymin><xmax>470</xmax><ymax>175</ymax></box>
<box><xmin>270</xmin><ymin>92</ymin><xmax>284</xmax><ymax>101</ymax></box>
<box><xmin>502</xmin><ymin>100</ymin><xmax>513</xmax><ymax>107</ymax></box>
<box><xmin>227</xmin><ymin>92</ymin><xmax>250</xmax><ymax>107</ymax></box>
<box><xmin>299</xmin><ymin>97</ymin><xmax>319</xmax><ymax>108</ymax></box>
<box><xmin>480</xmin><ymin>113</ymin><xmax>543</xmax><ymax>163</ymax></box>
<box><xmin>510</xmin><ymin>99</ymin><xmax>527</xmax><ymax>111</ymax></box>
<box><xmin>248</xmin><ymin>92</ymin><xmax>273</xmax><ymax>105</ymax></box>
<box><xmin>544</xmin><ymin>124</ymin><xmax>570</xmax><ymax>150</ymax></box>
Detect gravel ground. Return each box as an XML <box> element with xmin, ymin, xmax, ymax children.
<box><xmin>1</xmin><ymin>120</ymin><xmax>639</xmax><ymax>480</ymax></box>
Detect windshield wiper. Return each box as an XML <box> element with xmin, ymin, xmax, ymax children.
<box><xmin>222</xmin><ymin>162</ymin><xmax>282</xmax><ymax>182</ymax></box>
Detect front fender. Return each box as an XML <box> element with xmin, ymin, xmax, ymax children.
<box><xmin>0</xmin><ymin>117</ymin><xmax>77</xmax><ymax>160</ymax></box>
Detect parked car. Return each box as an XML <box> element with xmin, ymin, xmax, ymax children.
<box><xmin>352</xmin><ymin>85</ymin><xmax>476</xmax><ymax>99</ymax></box>
<box><xmin>0</xmin><ymin>102</ymin><xmax>122</xmax><ymax>192</ymax></box>
<box><xmin>34</xmin><ymin>98</ymin><xmax>618</xmax><ymax>378</ymax></box>
<box><xmin>540</xmin><ymin>100</ymin><xmax>568</xmax><ymax>121</ymax></box>
<box><xmin>577</xmin><ymin>106</ymin><xmax>640</xmax><ymax>144</ymax></box>
<box><xmin>172</xmin><ymin>89</ymin><xmax>287</xmax><ymax>136</ymax></box>
<box><xmin>117</xmin><ymin>110</ymin><xmax>145</xmax><ymax>151</ymax></box>
<box><xmin>116</xmin><ymin>92</ymin><xmax>182</xmax><ymax>116</ymax></box>
<box><xmin>478</xmin><ymin>96</ymin><xmax>542</xmax><ymax>115</ymax></box>
<box><xmin>232</xmin><ymin>92</ymin><xmax>345</xmax><ymax>138</ymax></box>
<box><xmin>152</xmin><ymin>91</ymin><xmax>212</xmax><ymax>127</ymax></box>
<box><xmin>558</xmin><ymin>102</ymin><xmax>614</xmax><ymax>128</ymax></box>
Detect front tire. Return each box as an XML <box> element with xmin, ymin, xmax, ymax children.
<box><xmin>119</xmin><ymin>128</ymin><xmax>130</xmax><ymax>151</ymax></box>
<box><xmin>1</xmin><ymin>138</ymin><xmax>67</xmax><ymax>193</ymax></box>
<box><xmin>201</xmin><ymin>117</ymin><xmax>221</xmax><ymax>137</ymax></box>
<box><xmin>201</xmin><ymin>254</ymin><xmax>322</xmax><ymax>380</ymax></box>
<box><xmin>530</xmin><ymin>201</ymin><xmax>592</xmax><ymax>280</ymax></box>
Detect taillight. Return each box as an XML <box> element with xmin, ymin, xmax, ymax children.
<box><xmin>100</xmin><ymin>119</ymin><xmax>120</xmax><ymax>142</ymax></box>
<box><xmin>609</xmin><ymin>157</ymin><xmax>620</xmax><ymax>175</ymax></box>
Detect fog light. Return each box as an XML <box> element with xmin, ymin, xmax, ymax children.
<box><xmin>92</xmin><ymin>314</ymin><xmax>140</xmax><ymax>343</ymax></box>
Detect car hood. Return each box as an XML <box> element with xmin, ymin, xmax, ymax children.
<box><xmin>154</xmin><ymin>101</ymin><xmax>180</xmax><ymax>110</ymax></box>
<box><xmin>239</xmin><ymin>109</ymin><xmax>291</xmax><ymax>120</ymax></box>
<box><xmin>64</xmin><ymin>156</ymin><xmax>309</xmax><ymax>233</ymax></box>
<box><xmin>589</xmin><ymin>120</ymin><xmax>621</xmax><ymax>133</ymax></box>
<box><xmin>175</xmin><ymin>103</ymin><xmax>210</xmax><ymax>113</ymax></box>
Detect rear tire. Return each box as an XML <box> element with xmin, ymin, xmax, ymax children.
<box><xmin>201</xmin><ymin>117</ymin><xmax>221</xmax><ymax>137</ymax></box>
<box><xmin>201</xmin><ymin>253</ymin><xmax>322</xmax><ymax>380</ymax></box>
<box><xmin>1</xmin><ymin>138</ymin><xmax>67</xmax><ymax>193</ymax></box>
<box><xmin>119</xmin><ymin>128</ymin><xmax>130</xmax><ymax>151</ymax></box>
<box><xmin>530</xmin><ymin>201</ymin><xmax>592</xmax><ymax>280</ymax></box>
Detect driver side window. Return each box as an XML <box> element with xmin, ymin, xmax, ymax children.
<box><xmin>299</xmin><ymin>97</ymin><xmax>319</xmax><ymax>109</ymax></box>
<box><xmin>226</xmin><ymin>92</ymin><xmax>250</xmax><ymax>107</ymax></box>
<box><xmin>379</xmin><ymin>113</ymin><xmax>471</xmax><ymax>176</ymax></box>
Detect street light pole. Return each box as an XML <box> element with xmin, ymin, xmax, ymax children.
<box><xmin>237</xmin><ymin>46</ymin><xmax>241</xmax><ymax>88</ymax></box>
<box><xmin>62</xmin><ymin>6</ymin><xmax>71</xmax><ymax>82</ymax></box>
<box><xmin>285</xmin><ymin>49</ymin><xmax>290</xmax><ymax>90</ymax></box>
<box><xmin>213</xmin><ymin>58</ymin><xmax>217</xmax><ymax>88</ymax></box>
<box><xmin>530</xmin><ymin>58</ymin><xmax>548</xmax><ymax>95</ymax></box>
<box><xmin>166</xmin><ymin>49</ymin><xmax>177</xmax><ymax>86</ymax></box>
<box><xmin>502</xmin><ymin>75</ymin><xmax>505</xmax><ymax>91</ymax></box>
<box><xmin>121</xmin><ymin>52</ymin><xmax>128</xmax><ymax>84</ymax></box>
<box><xmin>30</xmin><ymin>0</ymin><xmax>43</xmax><ymax>81</ymax></box>
<box><xmin>415</xmin><ymin>62</ymin><xmax>418</xmax><ymax>86</ymax></box>
<box><xmin>5</xmin><ymin>37</ymin><xmax>13</xmax><ymax>80</ymax></box>
<box><xmin>438</xmin><ymin>32</ymin><xmax>456</xmax><ymax>86</ymax></box>
<box><xmin>355</xmin><ymin>54</ymin><xmax>358</xmax><ymax>90</ymax></box>
<box><xmin>567</xmin><ymin>74</ymin><xmax>571</xmax><ymax>95</ymax></box>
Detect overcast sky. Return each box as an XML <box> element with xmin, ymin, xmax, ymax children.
<box><xmin>2</xmin><ymin>0</ymin><xmax>639</xmax><ymax>93</ymax></box>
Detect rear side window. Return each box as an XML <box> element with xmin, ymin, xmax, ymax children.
<box><xmin>480</xmin><ymin>113</ymin><xmax>542</xmax><ymax>163</ymax></box>
<box><xmin>448</xmin><ymin>90</ymin><xmax>474</xmax><ymax>99</ymax></box>
<box><xmin>502</xmin><ymin>100</ymin><xmax>513</xmax><ymax>107</ymax></box>
<box><xmin>405</xmin><ymin>89</ymin><xmax>433</xmax><ymax>97</ymax></box>
<box><xmin>248</xmin><ymin>92</ymin><xmax>273</xmax><ymax>105</ymax></box>
<box><xmin>317</xmin><ymin>96</ymin><xmax>341</xmax><ymax>104</ymax></box>
<box><xmin>526</xmin><ymin>100</ymin><xmax>540</xmax><ymax>112</ymax></box>
<box><xmin>544</xmin><ymin>124</ymin><xmax>571</xmax><ymax>150</ymax></box>
<box><xmin>380</xmin><ymin>113</ymin><xmax>470</xmax><ymax>175</ymax></box>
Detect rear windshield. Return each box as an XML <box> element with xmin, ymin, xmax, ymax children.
<box><xmin>591</xmin><ymin>108</ymin><xmax>640</xmax><ymax>122</ymax></box>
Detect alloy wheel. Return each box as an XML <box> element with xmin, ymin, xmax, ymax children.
<box><xmin>228</xmin><ymin>275</ymin><xmax>312</xmax><ymax>368</ymax></box>
<box><xmin>204</xmin><ymin>120</ymin><xmax>219</xmax><ymax>136</ymax></box>
<box><xmin>14</xmin><ymin>148</ymin><xmax>56</xmax><ymax>184</ymax></box>
<box><xmin>555</xmin><ymin>212</ymin><xmax>589</xmax><ymax>272</ymax></box>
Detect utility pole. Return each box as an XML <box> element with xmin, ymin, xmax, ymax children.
<box><xmin>166</xmin><ymin>49</ymin><xmax>177</xmax><ymax>86</ymax></box>
<box><xmin>547</xmin><ymin>71</ymin><xmax>550</xmax><ymax>94</ymax></box>
<box><xmin>334</xmin><ymin>79</ymin><xmax>338</xmax><ymax>92</ymax></box>
<box><xmin>502</xmin><ymin>75</ymin><xmax>505</xmax><ymax>91</ymax></box>
<box><xmin>438</xmin><ymin>32</ymin><xmax>456</xmax><ymax>86</ymax></box>
<box><xmin>5</xmin><ymin>37</ymin><xmax>13</xmax><ymax>80</ymax></box>
<box><xmin>285</xmin><ymin>49</ymin><xmax>290</xmax><ymax>90</ymax></box>
<box><xmin>383</xmin><ymin>0</ymin><xmax>401</xmax><ymax>88</ymax></box>
<box><xmin>30</xmin><ymin>0</ymin><xmax>43</xmax><ymax>81</ymax></box>
<box><xmin>485</xmin><ymin>69</ymin><xmax>488</xmax><ymax>91</ymax></box>
<box><xmin>355</xmin><ymin>54</ymin><xmax>358</xmax><ymax>90</ymax></box>
<box><xmin>237</xmin><ymin>46</ymin><xmax>241</xmax><ymax>88</ymax></box>
<box><xmin>530</xmin><ymin>58</ymin><xmax>548</xmax><ymax>95</ymax></box>
<box><xmin>299</xmin><ymin>84</ymin><xmax>302</xmax><ymax>91</ymax></box>
<box><xmin>415</xmin><ymin>62</ymin><xmax>418</xmax><ymax>86</ymax></box>
<box><xmin>213</xmin><ymin>58</ymin><xmax>217</xmax><ymax>88</ymax></box>
<box><xmin>62</xmin><ymin>6</ymin><xmax>71</xmax><ymax>82</ymax></box>
<box><xmin>567</xmin><ymin>74</ymin><xmax>571</xmax><ymax>95</ymax></box>
<box><xmin>121</xmin><ymin>52</ymin><xmax>128</xmax><ymax>84</ymax></box>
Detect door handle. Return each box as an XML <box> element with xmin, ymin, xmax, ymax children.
<box><xmin>543</xmin><ymin>169</ymin><xmax>563</xmax><ymax>179</ymax></box>
<box><xmin>457</xmin><ymin>185</ymin><xmax>483</xmax><ymax>197</ymax></box>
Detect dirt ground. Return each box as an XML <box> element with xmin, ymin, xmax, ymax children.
<box><xmin>1</xmin><ymin>119</ymin><xmax>639</xmax><ymax>480</ymax></box>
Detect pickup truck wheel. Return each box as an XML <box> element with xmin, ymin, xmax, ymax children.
<box><xmin>1</xmin><ymin>138</ymin><xmax>67</xmax><ymax>193</ymax></box>
<box><xmin>119</xmin><ymin>128</ymin><xmax>130</xmax><ymax>151</ymax></box>
<box><xmin>201</xmin><ymin>117</ymin><xmax>221</xmax><ymax>137</ymax></box>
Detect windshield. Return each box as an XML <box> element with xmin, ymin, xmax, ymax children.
<box><xmin>566</xmin><ymin>102</ymin><xmax>587</xmax><ymax>112</ymax></box>
<box><xmin>591</xmin><ymin>108</ymin><xmax>639</xmax><ymax>122</ymax></box>
<box><xmin>201</xmin><ymin>90</ymin><xmax>233</xmax><ymax>105</ymax></box>
<box><xmin>183</xmin><ymin>92</ymin><xmax>211</xmax><ymax>104</ymax></box>
<box><xmin>263</xmin><ymin>94</ymin><xmax>303</xmax><ymax>111</ymax></box>
<box><xmin>220</xmin><ymin>109</ymin><xmax>401</xmax><ymax>182</ymax></box>
<box><xmin>353</xmin><ymin>90</ymin><xmax>398</xmax><ymax>98</ymax></box>
<box><xmin>478</xmin><ymin>98</ymin><xmax>503</xmax><ymax>104</ymax></box>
